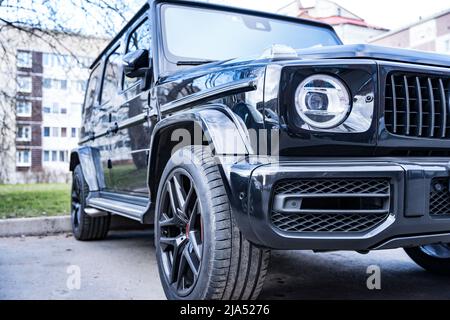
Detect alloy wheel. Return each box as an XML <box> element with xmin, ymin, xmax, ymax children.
<box><xmin>158</xmin><ymin>169</ymin><xmax>203</xmax><ymax>296</ymax></box>
<box><xmin>71</xmin><ymin>176</ymin><xmax>82</xmax><ymax>229</ymax></box>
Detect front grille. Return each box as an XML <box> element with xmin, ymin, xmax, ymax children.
<box><xmin>430</xmin><ymin>178</ymin><xmax>450</xmax><ymax>218</ymax></box>
<box><xmin>384</xmin><ymin>72</ymin><xmax>450</xmax><ymax>139</ymax></box>
<box><xmin>271</xmin><ymin>179</ymin><xmax>391</xmax><ymax>233</ymax></box>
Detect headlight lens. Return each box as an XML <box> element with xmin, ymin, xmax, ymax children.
<box><xmin>295</xmin><ymin>74</ymin><xmax>351</xmax><ymax>129</ymax></box>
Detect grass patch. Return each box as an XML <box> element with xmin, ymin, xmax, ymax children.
<box><xmin>0</xmin><ymin>184</ymin><xmax>71</xmax><ymax>219</ymax></box>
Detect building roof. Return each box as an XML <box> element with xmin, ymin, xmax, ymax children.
<box><xmin>370</xmin><ymin>8</ymin><xmax>450</xmax><ymax>42</ymax></box>
<box><xmin>299</xmin><ymin>13</ymin><xmax>388</xmax><ymax>30</ymax></box>
<box><xmin>281</xmin><ymin>0</ymin><xmax>388</xmax><ymax>31</ymax></box>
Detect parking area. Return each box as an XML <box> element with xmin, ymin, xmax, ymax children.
<box><xmin>1</xmin><ymin>230</ymin><xmax>449</xmax><ymax>300</ymax></box>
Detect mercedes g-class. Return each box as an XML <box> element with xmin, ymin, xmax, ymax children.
<box><xmin>70</xmin><ymin>0</ymin><xmax>450</xmax><ymax>300</ymax></box>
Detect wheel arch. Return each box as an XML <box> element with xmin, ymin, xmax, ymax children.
<box><xmin>147</xmin><ymin>105</ymin><xmax>250</xmax><ymax>203</ymax></box>
<box><xmin>69</xmin><ymin>146</ymin><xmax>106</xmax><ymax>192</ymax></box>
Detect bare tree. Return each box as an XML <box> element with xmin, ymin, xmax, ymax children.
<box><xmin>0</xmin><ymin>0</ymin><xmax>143</xmax><ymax>183</ymax></box>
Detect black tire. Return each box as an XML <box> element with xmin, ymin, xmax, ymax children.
<box><xmin>71</xmin><ymin>165</ymin><xmax>111</xmax><ymax>241</ymax></box>
<box><xmin>404</xmin><ymin>245</ymin><xmax>450</xmax><ymax>275</ymax></box>
<box><xmin>155</xmin><ymin>146</ymin><xmax>270</xmax><ymax>300</ymax></box>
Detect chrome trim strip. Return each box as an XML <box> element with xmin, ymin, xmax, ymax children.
<box><xmin>117</xmin><ymin>112</ymin><xmax>148</xmax><ymax>130</ymax></box>
<box><xmin>78</xmin><ymin>136</ymin><xmax>91</xmax><ymax>145</ymax></box>
<box><xmin>79</xmin><ymin>112</ymin><xmax>150</xmax><ymax>145</ymax></box>
<box><xmin>78</xmin><ymin>80</ymin><xmax>256</xmax><ymax>145</ymax></box>
<box><xmin>160</xmin><ymin>79</ymin><xmax>258</xmax><ymax>114</ymax></box>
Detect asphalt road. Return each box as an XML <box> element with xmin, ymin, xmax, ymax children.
<box><xmin>1</xmin><ymin>230</ymin><xmax>449</xmax><ymax>300</ymax></box>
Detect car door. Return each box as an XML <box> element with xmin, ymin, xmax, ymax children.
<box><xmin>109</xmin><ymin>16</ymin><xmax>153</xmax><ymax>196</ymax></box>
<box><xmin>96</xmin><ymin>44</ymin><xmax>123</xmax><ymax>191</ymax></box>
<box><xmin>81</xmin><ymin>61</ymin><xmax>113</xmax><ymax>191</ymax></box>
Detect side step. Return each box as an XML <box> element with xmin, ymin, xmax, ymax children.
<box><xmin>87</xmin><ymin>197</ymin><xmax>147</xmax><ymax>222</ymax></box>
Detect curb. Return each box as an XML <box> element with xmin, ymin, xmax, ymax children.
<box><xmin>0</xmin><ymin>215</ymin><xmax>150</xmax><ymax>238</ymax></box>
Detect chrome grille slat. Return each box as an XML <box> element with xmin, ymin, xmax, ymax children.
<box><xmin>415</xmin><ymin>77</ymin><xmax>423</xmax><ymax>136</ymax></box>
<box><xmin>427</xmin><ymin>78</ymin><xmax>435</xmax><ymax>138</ymax></box>
<box><xmin>391</xmin><ymin>75</ymin><xmax>398</xmax><ymax>133</ymax></box>
<box><xmin>403</xmin><ymin>76</ymin><xmax>411</xmax><ymax>135</ymax></box>
<box><xmin>439</xmin><ymin>78</ymin><xmax>447</xmax><ymax>138</ymax></box>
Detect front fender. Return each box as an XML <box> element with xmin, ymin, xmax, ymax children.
<box><xmin>155</xmin><ymin>105</ymin><xmax>252</xmax><ymax>155</ymax></box>
<box><xmin>70</xmin><ymin>146</ymin><xmax>105</xmax><ymax>192</ymax></box>
<box><xmin>147</xmin><ymin>104</ymin><xmax>252</xmax><ymax>200</ymax></box>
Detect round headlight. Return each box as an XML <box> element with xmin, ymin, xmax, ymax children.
<box><xmin>295</xmin><ymin>75</ymin><xmax>351</xmax><ymax>129</ymax></box>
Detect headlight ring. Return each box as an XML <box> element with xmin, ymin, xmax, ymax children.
<box><xmin>294</xmin><ymin>74</ymin><xmax>351</xmax><ymax>129</ymax></box>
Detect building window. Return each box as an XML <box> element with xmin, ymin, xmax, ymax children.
<box><xmin>43</xmin><ymin>106</ymin><xmax>51</xmax><ymax>114</ymax></box>
<box><xmin>72</xmin><ymin>80</ymin><xmax>87</xmax><ymax>92</ymax></box>
<box><xmin>60</xmin><ymin>107</ymin><xmax>68</xmax><ymax>114</ymax></box>
<box><xmin>52</xmin><ymin>103</ymin><xmax>59</xmax><ymax>114</ymax></box>
<box><xmin>71</xmin><ymin>128</ymin><xmax>77</xmax><ymax>138</ymax></box>
<box><xmin>43</xmin><ymin>150</ymin><xmax>50</xmax><ymax>162</ymax></box>
<box><xmin>43</xmin><ymin>53</ymin><xmax>50</xmax><ymax>67</ymax></box>
<box><xmin>43</xmin><ymin>53</ymin><xmax>71</xmax><ymax>69</ymax></box>
<box><xmin>16</xmin><ymin>126</ymin><xmax>32</xmax><ymax>141</ymax></box>
<box><xmin>52</xmin><ymin>127</ymin><xmax>59</xmax><ymax>137</ymax></box>
<box><xmin>51</xmin><ymin>151</ymin><xmax>57</xmax><ymax>162</ymax></box>
<box><xmin>17</xmin><ymin>76</ymin><xmax>32</xmax><ymax>93</ymax></box>
<box><xmin>16</xmin><ymin>101</ymin><xmax>32</xmax><ymax>117</ymax></box>
<box><xmin>61</xmin><ymin>127</ymin><xmax>67</xmax><ymax>137</ymax></box>
<box><xmin>16</xmin><ymin>150</ymin><xmax>31</xmax><ymax>167</ymax></box>
<box><xmin>59</xmin><ymin>151</ymin><xmax>65</xmax><ymax>162</ymax></box>
<box><xmin>71</xmin><ymin>103</ymin><xmax>82</xmax><ymax>116</ymax></box>
<box><xmin>445</xmin><ymin>39</ymin><xmax>450</xmax><ymax>53</ymax></box>
<box><xmin>43</xmin><ymin>78</ymin><xmax>68</xmax><ymax>90</ymax></box>
<box><xmin>43</xmin><ymin>127</ymin><xmax>50</xmax><ymax>137</ymax></box>
<box><xmin>17</xmin><ymin>51</ymin><xmax>32</xmax><ymax>68</ymax></box>
<box><xmin>43</xmin><ymin>78</ymin><xmax>51</xmax><ymax>89</ymax></box>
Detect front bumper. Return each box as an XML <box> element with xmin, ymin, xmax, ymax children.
<box><xmin>228</xmin><ymin>158</ymin><xmax>450</xmax><ymax>251</ymax></box>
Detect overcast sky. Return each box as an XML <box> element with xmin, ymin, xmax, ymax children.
<box><xmin>213</xmin><ymin>0</ymin><xmax>450</xmax><ymax>30</ymax></box>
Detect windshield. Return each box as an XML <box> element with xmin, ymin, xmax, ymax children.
<box><xmin>161</xmin><ymin>4</ymin><xmax>341</xmax><ymax>63</ymax></box>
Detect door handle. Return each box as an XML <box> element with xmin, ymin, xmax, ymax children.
<box><xmin>108</xmin><ymin>123</ymin><xmax>119</xmax><ymax>135</ymax></box>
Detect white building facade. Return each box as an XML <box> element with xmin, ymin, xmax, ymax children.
<box><xmin>370</xmin><ymin>9</ymin><xmax>450</xmax><ymax>54</ymax></box>
<box><xmin>0</xmin><ymin>27</ymin><xmax>107</xmax><ymax>183</ymax></box>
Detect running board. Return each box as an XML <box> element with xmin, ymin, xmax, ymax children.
<box><xmin>87</xmin><ymin>197</ymin><xmax>147</xmax><ymax>222</ymax></box>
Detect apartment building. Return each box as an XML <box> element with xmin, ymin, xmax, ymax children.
<box><xmin>0</xmin><ymin>27</ymin><xmax>107</xmax><ymax>183</ymax></box>
<box><xmin>370</xmin><ymin>9</ymin><xmax>450</xmax><ymax>54</ymax></box>
<box><xmin>277</xmin><ymin>0</ymin><xmax>388</xmax><ymax>44</ymax></box>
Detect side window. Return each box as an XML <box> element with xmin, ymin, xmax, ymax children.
<box><xmin>101</xmin><ymin>47</ymin><xmax>122</xmax><ymax>104</ymax></box>
<box><xmin>82</xmin><ymin>65</ymin><xmax>102</xmax><ymax>138</ymax></box>
<box><xmin>124</xmin><ymin>19</ymin><xmax>151</xmax><ymax>89</ymax></box>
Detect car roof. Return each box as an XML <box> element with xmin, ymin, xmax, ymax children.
<box><xmin>90</xmin><ymin>0</ymin><xmax>338</xmax><ymax>70</ymax></box>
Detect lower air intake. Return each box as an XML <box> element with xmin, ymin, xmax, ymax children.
<box><xmin>430</xmin><ymin>178</ymin><xmax>450</xmax><ymax>218</ymax></box>
<box><xmin>271</xmin><ymin>179</ymin><xmax>391</xmax><ymax>233</ymax></box>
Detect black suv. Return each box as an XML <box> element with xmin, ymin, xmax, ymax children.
<box><xmin>70</xmin><ymin>0</ymin><xmax>450</xmax><ymax>300</ymax></box>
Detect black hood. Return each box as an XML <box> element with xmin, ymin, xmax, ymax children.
<box><xmin>296</xmin><ymin>44</ymin><xmax>450</xmax><ymax>68</ymax></box>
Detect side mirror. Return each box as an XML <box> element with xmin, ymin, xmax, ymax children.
<box><xmin>123</xmin><ymin>49</ymin><xmax>149</xmax><ymax>78</ymax></box>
